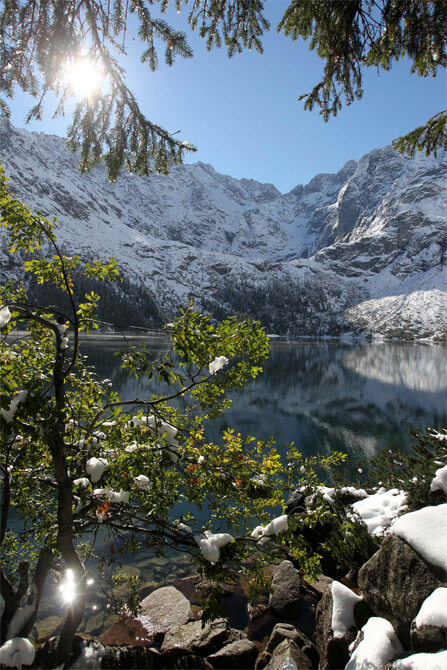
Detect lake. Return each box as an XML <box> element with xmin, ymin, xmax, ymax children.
<box><xmin>80</xmin><ymin>336</ymin><xmax>447</xmax><ymax>463</ymax></box>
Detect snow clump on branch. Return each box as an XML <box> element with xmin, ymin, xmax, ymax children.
<box><xmin>0</xmin><ymin>306</ymin><xmax>11</xmax><ymax>328</ymax></box>
<box><xmin>0</xmin><ymin>390</ymin><xmax>28</xmax><ymax>424</ymax></box>
<box><xmin>86</xmin><ymin>457</ymin><xmax>109</xmax><ymax>483</ymax></box>
<box><xmin>251</xmin><ymin>514</ymin><xmax>288</xmax><ymax>543</ymax></box>
<box><xmin>209</xmin><ymin>356</ymin><xmax>229</xmax><ymax>375</ymax></box>
<box><xmin>195</xmin><ymin>530</ymin><xmax>234</xmax><ymax>563</ymax></box>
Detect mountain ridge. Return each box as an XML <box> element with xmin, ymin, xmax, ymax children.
<box><xmin>0</xmin><ymin>119</ymin><xmax>446</xmax><ymax>338</ymax></box>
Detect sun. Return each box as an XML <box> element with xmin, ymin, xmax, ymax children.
<box><xmin>65</xmin><ymin>58</ymin><xmax>104</xmax><ymax>99</ymax></box>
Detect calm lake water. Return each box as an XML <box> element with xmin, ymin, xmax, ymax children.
<box><xmin>32</xmin><ymin>337</ymin><xmax>447</xmax><ymax>642</ymax></box>
<box><xmin>80</xmin><ymin>336</ymin><xmax>447</xmax><ymax>463</ymax></box>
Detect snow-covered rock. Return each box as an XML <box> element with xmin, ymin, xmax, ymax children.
<box><xmin>1</xmin><ymin>121</ymin><xmax>446</xmax><ymax>337</ymax></box>
<box><xmin>346</xmin><ymin>617</ymin><xmax>403</xmax><ymax>670</ymax></box>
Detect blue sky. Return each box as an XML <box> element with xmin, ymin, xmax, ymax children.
<box><xmin>8</xmin><ymin>1</ymin><xmax>446</xmax><ymax>193</ymax></box>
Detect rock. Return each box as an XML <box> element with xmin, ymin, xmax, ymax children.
<box><xmin>264</xmin><ymin>639</ymin><xmax>313</xmax><ymax>670</ymax></box>
<box><xmin>302</xmin><ymin>575</ymin><xmax>333</xmax><ymax>600</ymax></box>
<box><xmin>264</xmin><ymin>623</ymin><xmax>318</xmax><ymax>668</ymax></box>
<box><xmin>139</xmin><ymin>586</ymin><xmax>193</xmax><ymax>637</ymax></box>
<box><xmin>315</xmin><ymin>585</ymin><xmax>357</xmax><ymax>670</ymax></box>
<box><xmin>100</xmin><ymin>644</ymin><xmax>161</xmax><ymax>669</ymax></box>
<box><xmin>410</xmin><ymin>623</ymin><xmax>447</xmax><ymax>653</ymax></box>
<box><xmin>269</xmin><ymin>561</ymin><xmax>302</xmax><ymax>619</ymax></box>
<box><xmin>99</xmin><ymin>617</ymin><xmax>154</xmax><ymax>646</ymax></box>
<box><xmin>170</xmin><ymin>653</ymin><xmax>213</xmax><ymax>668</ymax></box>
<box><xmin>207</xmin><ymin>639</ymin><xmax>258</xmax><ymax>669</ymax></box>
<box><xmin>358</xmin><ymin>534</ymin><xmax>444</xmax><ymax>648</ymax></box>
<box><xmin>285</xmin><ymin>490</ymin><xmax>307</xmax><ymax>515</ymax></box>
<box><xmin>161</xmin><ymin>618</ymin><xmax>230</xmax><ymax>656</ymax></box>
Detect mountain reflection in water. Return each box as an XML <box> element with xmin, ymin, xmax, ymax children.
<box><xmin>80</xmin><ymin>337</ymin><xmax>446</xmax><ymax>463</ymax></box>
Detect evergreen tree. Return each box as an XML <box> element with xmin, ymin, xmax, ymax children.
<box><xmin>1</xmin><ymin>1</ymin><xmax>445</xmax><ymax>179</ymax></box>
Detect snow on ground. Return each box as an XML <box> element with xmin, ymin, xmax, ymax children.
<box><xmin>414</xmin><ymin>587</ymin><xmax>447</xmax><ymax>628</ymax></box>
<box><xmin>392</xmin><ymin>649</ymin><xmax>447</xmax><ymax>669</ymax></box>
<box><xmin>330</xmin><ymin>581</ymin><xmax>362</xmax><ymax>638</ymax></box>
<box><xmin>344</xmin><ymin>289</ymin><xmax>447</xmax><ymax>339</ymax></box>
<box><xmin>390</xmin><ymin>504</ymin><xmax>447</xmax><ymax>572</ymax></box>
<box><xmin>350</xmin><ymin>488</ymin><xmax>408</xmax><ymax>536</ymax></box>
<box><xmin>345</xmin><ymin>617</ymin><xmax>403</xmax><ymax>670</ymax></box>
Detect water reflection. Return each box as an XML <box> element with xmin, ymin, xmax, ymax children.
<box><xmin>79</xmin><ymin>337</ymin><xmax>447</xmax><ymax>463</ymax></box>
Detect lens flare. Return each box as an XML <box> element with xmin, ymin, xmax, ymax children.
<box><xmin>59</xmin><ymin>568</ymin><xmax>77</xmax><ymax>604</ymax></box>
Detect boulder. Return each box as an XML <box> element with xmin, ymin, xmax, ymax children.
<box><xmin>358</xmin><ymin>534</ymin><xmax>444</xmax><ymax>648</ymax></box>
<box><xmin>315</xmin><ymin>586</ymin><xmax>357</xmax><ymax>670</ymax></box>
<box><xmin>161</xmin><ymin>618</ymin><xmax>231</xmax><ymax>657</ymax></box>
<box><xmin>302</xmin><ymin>574</ymin><xmax>333</xmax><ymax>600</ymax></box>
<box><xmin>269</xmin><ymin>561</ymin><xmax>302</xmax><ymax>619</ymax></box>
<box><xmin>264</xmin><ymin>623</ymin><xmax>318</xmax><ymax>668</ymax></box>
<box><xmin>207</xmin><ymin>639</ymin><xmax>258</xmax><ymax>669</ymax></box>
<box><xmin>99</xmin><ymin>617</ymin><xmax>154</xmax><ymax>646</ymax></box>
<box><xmin>410</xmin><ymin>623</ymin><xmax>447</xmax><ymax>653</ymax></box>
<box><xmin>139</xmin><ymin>586</ymin><xmax>193</xmax><ymax>637</ymax></box>
<box><xmin>264</xmin><ymin>639</ymin><xmax>313</xmax><ymax>670</ymax></box>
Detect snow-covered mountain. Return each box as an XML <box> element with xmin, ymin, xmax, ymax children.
<box><xmin>1</xmin><ymin>119</ymin><xmax>446</xmax><ymax>337</ymax></box>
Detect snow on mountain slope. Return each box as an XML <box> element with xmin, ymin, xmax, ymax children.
<box><xmin>0</xmin><ymin>119</ymin><xmax>446</xmax><ymax>337</ymax></box>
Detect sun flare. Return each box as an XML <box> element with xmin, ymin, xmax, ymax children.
<box><xmin>65</xmin><ymin>58</ymin><xmax>103</xmax><ymax>99</ymax></box>
<box><xmin>59</xmin><ymin>568</ymin><xmax>77</xmax><ymax>604</ymax></box>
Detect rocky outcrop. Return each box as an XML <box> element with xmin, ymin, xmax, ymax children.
<box><xmin>358</xmin><ymin>534</ymin><xmax>444</xmax><ymax>647</ymax></box>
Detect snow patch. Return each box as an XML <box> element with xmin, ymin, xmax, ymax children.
<box><xmin>351</xmin><ymin>487</ymin><xmax>408</xmax><ymax>536</ymax></box>
<box><xmin>330</xmin><ymin>581</ymin><xmax>362</xmax><ymax>638</ymax></box>
<box><xmin>414</xmin><ymin>587</ymin><xmax>447</xmax><ymax>628</ymax></box>
<box><xmin>346</xmin><ymin>617</ymin><xmax>403</xmax><ymax>670</ymax></box>
<box><xmin>390</xmin><ymin>504</ymin><xmax>447</xmax><ymax>572</ymax></box>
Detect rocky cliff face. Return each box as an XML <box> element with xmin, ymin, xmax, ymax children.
<box><xmin>0</xmin><ymin>119</ymin><xmax>446</xmax><ymax>337</ymax></box>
